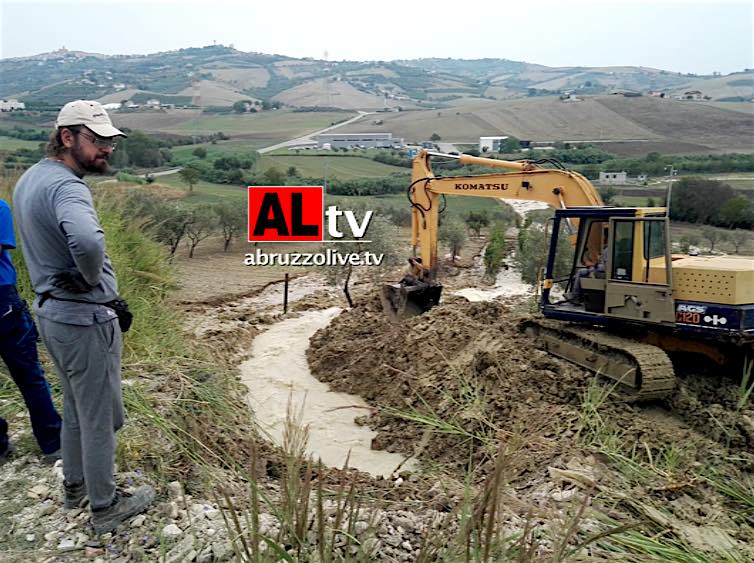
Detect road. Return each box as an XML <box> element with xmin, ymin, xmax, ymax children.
<box><xmin>257</xmin><ymin>110</ymin><xmax>373</xmax><ymax>154</ymax></box>
<box><xmin>435</xmin><ymin>142</ymin><xmax>459</xmax><ymax>154</ymax></box>
<box><xmin>149</xmin><ymin>168</ymin><xmax>183</xmax><ymax>177</ymax></box>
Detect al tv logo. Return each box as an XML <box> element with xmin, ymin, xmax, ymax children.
<box><xmin>247</xmin><ymin>186</ymin><xmax>372</xmax><ymax>242</ymax></box>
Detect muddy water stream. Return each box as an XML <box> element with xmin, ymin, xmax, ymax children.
<box><xmin>239</xmin><ymin>275</ymin><xmax>336</xmax><ymax>308</ymax></box>
<box><xmin>454</xmin><ymin>199</ymin><xmax>549</xmax><ymax>302</ymax></box>
<box><xmin>240</xmin><ymin>307</ymin><xmax>411</xmax><ymax>477</ymax></box>
<box><xmin>454</xmin><ymin>266</ymin><xmax>533</xmax><ymax>302</ymax></box>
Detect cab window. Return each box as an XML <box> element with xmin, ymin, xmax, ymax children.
<box><xmin>611</xmin><ymin>221</ymin><xmax>633</xmax><ymax>281</ymax></box>
<box><xmin>644</xmin><ymin>220</ymin><xmax>665</xmax><ymax>260</ymax></box>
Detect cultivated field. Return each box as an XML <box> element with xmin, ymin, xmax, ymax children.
<box><xmin>175</xmin><ymin>80</ymin><xmax>253</xmax><ymax>106</ymax></box>
<box><xmin>667</xmin><ymin>71</ymin><xmax>754</xmax><ymax>100</ymax></box>
<box><xmin>338</xmin><ymin>97</ymin><xmax>659</xmax><ymax>144</ymax></box>
<box><xmin>257</xmin><ymin>154</ymin><xmax>407</xmax><ymax>179</ymax></box>
<box><xmin>153</xmin><ymin>176</ymin><xmax>247</xmax><ymax>205</ymax></box>
<box><xmin>595</xmin><ymin>95</ymin><xmax>754</xmax><ymax>153</ymax></box>
<box><xmin>115</xmin><ymin>109</ymin><xmax>356</xmax><ymax>146</ymax></box>
<box><xmin>171</xmin><ymin>139</ymin><xmax>265</xmax><ymax>160</ymax></box>
<box><xmin>337</xmin><ymin>96</ymin><xmax>754</xmax><ymax>154</ymax></box>
<box><xmin>108</xmin><ymin>96</ymin><xmax>753</xmax><ymax>157</ymax></box>
<box><xmin>209</xmin><ymin>67</ymin><xmax>271</xmax><ymax>89</ymax></box>
<box><xmin>0</xmin><ymin>136</ymin><xmax>43</xmax><ymax>150</ymax></box>
<box><xmin>272</xmin><ymin>78</ymin><xmax>415</xmax><ymax>110</ymax></box>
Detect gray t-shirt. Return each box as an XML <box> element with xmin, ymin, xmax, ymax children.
<box><xmin>13</xmin><ymin>159</ymin><xmax>119</xmax><ymax>326</ymax></box>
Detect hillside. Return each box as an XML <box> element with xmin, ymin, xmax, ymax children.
<box><xmin>1</xmin><ymin>45</ymin><xmax>751</xmax><ymax>157</ymax></box>
<box><xmin>2</xmin><ymin>46</ymin><xmax>752</xmax><ymax>110</ymax></box>
<box><xmin>336</xmin><ymin>95</ymin><xmax>754</xmax><ymax>154</ymax></box>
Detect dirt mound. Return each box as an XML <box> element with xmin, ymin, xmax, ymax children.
<box><xmin>308</xmin><ymin>293</ymin><xmax>754</xmax><ymax>475</ymax></box>
<box><xmin>308</xmin><ymin>295</ymin><xmax>592</xmax><ymax>472</ymax></box>
<box><xmin>307</xmin><ymin>294</ymin><xmax>754</xmax><ymax>558</ymax></box>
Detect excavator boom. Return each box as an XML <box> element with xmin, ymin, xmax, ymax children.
<box><xmin>383</xmin><ymin>150</ymin><xmax>605</xmax><ymax>320</ymax></box>
<box><xmin>408</xmin><ymin>151</ymin><xmax>603</xmax><ymax>274</ymax></box>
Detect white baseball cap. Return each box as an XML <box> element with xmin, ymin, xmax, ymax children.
<box><xmin>55</xmin><ymin>100</ymin><xmax>127</xmax><ymax>138</ymax></box>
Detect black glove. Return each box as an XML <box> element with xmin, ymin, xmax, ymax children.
<box><xmin>50</xmin><ymin>269</ymin><xmax>93</xmax><ymax>294</ymax></box>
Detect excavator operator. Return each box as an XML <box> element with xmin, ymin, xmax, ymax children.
<box><xmin>569</xmin><ymin>225</ymin><xmax>608</xmax><ymax>303</ymax></box>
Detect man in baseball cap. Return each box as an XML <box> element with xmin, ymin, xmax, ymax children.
<box><xmin>49</xmin><ymin>100</ymin><xmax>126</xmax><ymax>176</ymax></box>
<box><xmin>56</xmin><ymin>100</ymin><xmax>127</xmax><ymax>139</ymax></box>
<box><xmin>12</xmin><ymin>100</ymin><xmax>154</xmax><ymax>533</ymax></box>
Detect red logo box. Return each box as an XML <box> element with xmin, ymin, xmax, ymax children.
<box><xmin>248</xmin><ymin>186</ymin><xmax>324</xmax><ymax>242</ymax></box>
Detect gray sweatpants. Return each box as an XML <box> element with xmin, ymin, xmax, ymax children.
<box><xmin>37</xmin><ymin>316</ymin><xmax>123</xmax><ymax>510</ymax></box>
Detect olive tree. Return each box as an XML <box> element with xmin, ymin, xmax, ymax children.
<box><xmin>185</xmin><ymin>205</ymin><xmax>216</xmax><ymax>258</ymax></box>
<box><xmin>214</xmin><ymin>201</ymin><xmax>246</xmax><ymax>251</ymax></box>
<box><xmin>439</xmin><ymin>217</ymin><xmax>467</xmax><ymax>264</ymax></box>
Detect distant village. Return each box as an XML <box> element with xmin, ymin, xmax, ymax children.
<box><xmin>558</xmin><ymin>89</ymin><xmax>712</xmax><ymax>103</ymax></box>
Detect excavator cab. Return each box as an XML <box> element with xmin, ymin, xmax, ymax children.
<box><xmin>542</xmin><ymin>207</ymin><xmax>675</xmax><ymax>326</ymax></box>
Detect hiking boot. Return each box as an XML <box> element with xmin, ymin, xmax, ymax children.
<box><xmin>41</xmin><ymin>449</ymin><xmax>61</xmax><ymax>466</ymax></box>
<box><xmin>64</xmin><ymin>480</ymin><xmax>88</xmax><ymax>509</ymax></box>
<box><xmin>0</xmin><ymin>441</ymin><xmax>14</xmax><ymax>466</ymax></box>
<box><xmin>91</xmin><ymin>485</ymin><xmax>155</xmax><ymax>535</ymax></box>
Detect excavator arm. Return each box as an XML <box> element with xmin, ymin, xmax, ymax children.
<box><xmin>409</xmin><ymin>150</ymin><xmax>603</xmax><ymax>276</ymax></box>
<box><xmin>381</xmin><ymin>150</ymin><xmax>603</xmax><ymax>320</ymax></box>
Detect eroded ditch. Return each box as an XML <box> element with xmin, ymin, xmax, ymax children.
<box><xmin>239</xmin><ymin>306</ymin><xmax>412</xmax><ymax>477</ymax></box>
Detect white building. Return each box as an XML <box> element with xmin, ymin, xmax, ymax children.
<box><xmin>0</xmin><ymin>99</ymin><xmax>25</xmax><ymax>112</ymax></box>
<box><xmin>683</xmin><ymin>90</ymin><xmax>703</xmax><ymax>100</ymax></box>
<box><xmin>316</xmin><ymin>133</ymin><xmax>402</xmax><ymax>149</ymax></box>
<box><xmin>102</xmin><ymin>102</ymin><xmax>122</xmax><ymax>110</ymax></box>
<box><xmin>599</xmin><ymin>171</ymin><xmax>628</xmax><ymax>185</ymax></box>
<box><xmin>479</xmin><ymin>136</ymin><xmax>509</xmax><ymax>153</ymax></box>
<box><xmin>145</xmin><ymin>99</ymin><xmax>161</xmax><ymax>108</ymax></box>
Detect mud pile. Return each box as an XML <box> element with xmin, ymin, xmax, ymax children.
<box><xmin>307</xmin><ymin>294</ymin><xmax>754</xmax><ymax>557</ymax></box>
<box><xmin>308</xmin><ymin>295</ymin><xmax>592</xmax><ymax>473</ymax></box>
<box><xmin>308</xmin><ymin>295</ymin><xmax>754</xmax><ymax>476</ymax></box>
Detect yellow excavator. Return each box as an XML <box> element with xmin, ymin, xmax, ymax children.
<box><xmin>382</xmin><ymin>150</ymin><xmax>754</xmax><ymax>400</ymax></box>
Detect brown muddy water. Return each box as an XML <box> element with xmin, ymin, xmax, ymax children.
<box><xmin>240</xmin><ymin>307</ymin><xmax>414</xmax><ymax>477</ymax></box>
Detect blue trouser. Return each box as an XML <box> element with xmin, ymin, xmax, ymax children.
<box><xmin>0</xmin><ymin>285</ymin><xmax>62</xmax><ymax>455</ymax></box>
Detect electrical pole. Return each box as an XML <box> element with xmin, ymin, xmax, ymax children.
<box><xmin>665</xmin><ymin>165</ymin><xmax>677</xmax><ymax>217</ymax></box>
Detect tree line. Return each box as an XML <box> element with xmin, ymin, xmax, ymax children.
<box><xmin>124</xmin><ymin>191</ymin><xmax>246</xmax><ymax>258</ymax></box>
<box><xmin>473</xmin><ymin>141</ymin><xmax>754</xmax><ymax>178</ymax></box>
<box><xmin>0</xmin><ymin>126</ymin><xmax>49</xmax><ymax>141</ymax></box>
<box><xmin>670</xmin><ymin>176</ymin><xmax>753</xmax><ymax>230</ymax></box>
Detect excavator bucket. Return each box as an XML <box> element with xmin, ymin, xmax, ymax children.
<box><xmin>381</xmin><ymin>282</ymin><xmax>443</xmax><ymax>321</ymax></box>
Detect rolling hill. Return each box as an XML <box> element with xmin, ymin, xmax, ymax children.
<box><xmin>2</xmin><ymin>45</ymin><xmax>752</xmax><ymax>110</ymax></box>
<box><xmin>1</xmin><ymin>45</ymin><xmax>751</xmax><ymax>157</ymax></box>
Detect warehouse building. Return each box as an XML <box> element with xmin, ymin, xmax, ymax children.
<box><xmin>316</xmin><ymin>133</ymin><xmax>402</xmax><ymax>149</ymax></box>
<box><xmin>479</xmin><ymin>136</ymin><xmax>509</xmax><ymax>152</ymax></box>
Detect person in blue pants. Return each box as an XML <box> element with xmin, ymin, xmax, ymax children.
<box><xmin>0</xmin><ymin>198</ymin><xmax>62</xmax><ymax>464</ymax></box>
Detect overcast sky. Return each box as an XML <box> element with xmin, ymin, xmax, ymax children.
<box><xmin>1</xmin><ymin>0</ymin><xmax>751</xmax><ymax>74</ymax></box>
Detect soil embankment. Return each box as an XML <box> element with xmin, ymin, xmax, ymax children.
<box><xmin>306</xmin><ymin>292</ymin><xmax>754</xmax><ymax>557</ymax></box>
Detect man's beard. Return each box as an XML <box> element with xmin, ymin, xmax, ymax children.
<box><xmin>71</xmin><ymin>141</ymin><xmax>110</xmax><ymax>174</ymax></box>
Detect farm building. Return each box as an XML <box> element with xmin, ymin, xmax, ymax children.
<box><xmin>0</xmin><ymin>99</ymin><xmax>25</xmax><ymax>111</ymax></box>
<box><xmin>479</xmin><ymin>136</ymin><xmax>509</xmax><ymax>152</ymax></box>
<box><xmin>599</xmin><ymin>171</ymin><xmax>628</xmax><ymax>185</ymax></box>
<box><xmin>316</xmin><ymin>133</ymin><xmax>402</xmax><ymax>149</ymax></box>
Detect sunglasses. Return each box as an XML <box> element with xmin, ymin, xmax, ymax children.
<box><xmin>77</xmin><ymin>130</ymin><xmax>117</xmax><ymax>150</ymax></box>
